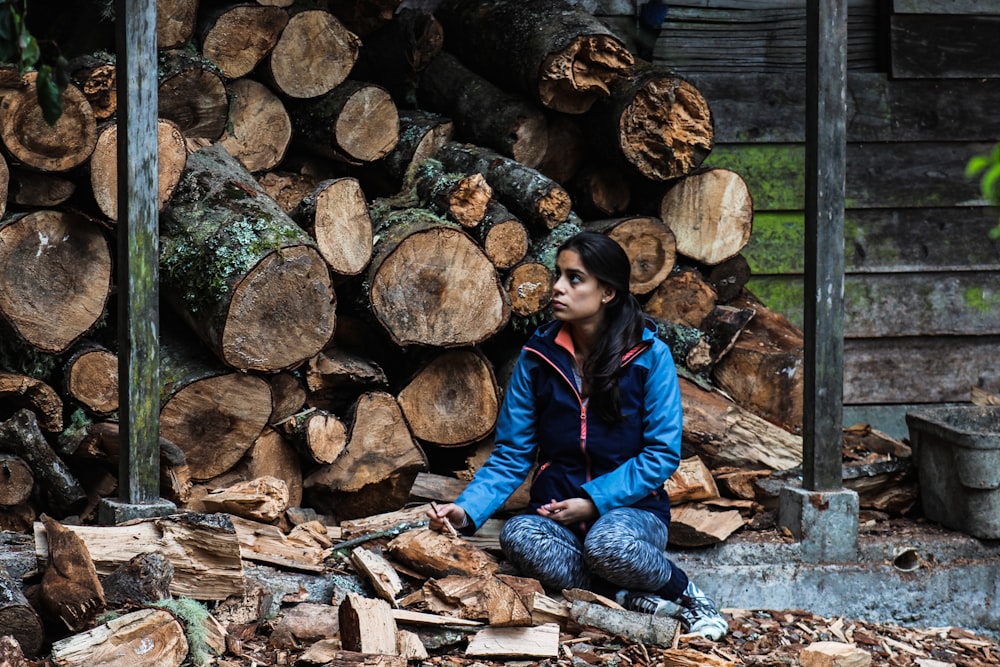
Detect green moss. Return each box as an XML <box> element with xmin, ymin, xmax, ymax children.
<box><xmin>963</xmin><ymin>286</ymin><xmax>1000</xmax><ymax>314</ymax></box>
<box><xmin>56</xmin><ymin>408</ymin><xmax>93</xmax><ymax>456</ymax></box>
<box><xmin>746</xmin><ymin>277</ymin><xmax>804</xmax><ymax>328</ymax></box>
<box><xmin>743</xmin><ymin>212</ymin><xmax>806</xmax><ymax>274</ymax></box>
<box><xmin>704</xmin><ymin>144</ymin><xmax>805</xmax><ymax>212</ymax></box>
<box><xmin>153</xmin><ymin>598</ymin><xmax>217</xmax><ymax>666</ymax></box>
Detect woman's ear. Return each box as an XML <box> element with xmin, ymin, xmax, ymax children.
<box><xmin>602</xmin><ymin>288</ymin><xmax>616</xmax><ymax>304</ymax></box>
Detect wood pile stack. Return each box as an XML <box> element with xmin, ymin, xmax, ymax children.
<box><xmin>0</xmin><ymin>0</ymin><xmax>917</xmax><ymax>556</ymax></box>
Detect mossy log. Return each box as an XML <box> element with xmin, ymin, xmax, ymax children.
<box><xmin>411</xmin><ymin>158</ymin><xmax>493</xmax><ymax>228</ymax></box>
<box><xmin>0</xmin><ymin>567</ymin><xmax>43</xmax><ymax>658</ymax></box>
<box><xmin>366</xmin><ymin>206</ymin><xmax>510</xmax><ymax>347</ymax></box>
<box><xmin>159</xmin><ymin>143</ymin><xmax>336</xmax><ymax>372</ymax></box>
<box><xmin>435</xmin><ymin>0</ymin><xmax>634</xmax><ymax>114</ymax></box>
<box><xmin>0</xmin><ymin>410</ymin><xmax>86</xmax><ymax>517</ymax></box>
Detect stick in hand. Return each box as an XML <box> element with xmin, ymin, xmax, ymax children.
<box><xmin>430</xmin><ymin>502</ymin><xmax>460</xmax><ymax>538</ymax></box>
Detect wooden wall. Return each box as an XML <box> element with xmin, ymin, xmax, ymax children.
<box><xmin>636</xmin><ymin>0</ymin><xmax>1000</xmax><ymax>438</ymax></box>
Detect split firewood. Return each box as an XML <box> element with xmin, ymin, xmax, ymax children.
<box><xmin>971</xmin><ymin>385</ymin><xmax>1000</xmax><ymax>406</ymax></box>
<box><xmin>269</xmin><ymin>602</ymin><xmax>340</xmax><ymax>650</ymax></box>
<box><xmin>665</xmin><ymin>456</ymin><xmax>720</xmax><ymax>504</ymax></box>
<box><xmin>0</xmin><ymin>411</ymin><xmax>85</xmax><ymax>517</ymax></box>
<box><xmin>292</xmin><ymin>177</ymin><xmax>374</xmax><ymax>277</ymax></box>
<box><xmin>48</xmin><ymin>608</ymin><xmax>188</xmax><ymax>667</ymax></box>
<box><xmin>201</xmin><ymin>476</ymin><xmax>290</xmax><ymax>523</ymax></box>
<box><xmin>0</xmin><ymin>210</ymin><xmax>112</xmax><ymax>356</ymax></box>
<box><xmin>303</xmin><ymin>392</ymin><xmax>428</xmax><ymax>520</ymax></box>
<box><xmin>474</xmin><ymin>200</ymin><xmax>530</xmax><ymax>270</ymax></box>
<box><xmin>417</xmin><ymin>51</ymin><xmax>548</xmax><ymax>168</ymax></box>
<box><xmin>300</xmin><ymin>648</ymin><xmax>406</xmax><ymax>667</ymax></box>
<box><xmin>365</xmin><ymin>208</ymin><xmax>510</xmax><ymax>347</ymax></box>
<box><xmin>435</xmin><ymin>0</ymin><xmax>634</xmax><ymax>114</ymax></box>
<box><xmin>391</xmin><ymin>608</ymin><xmax>482</xmax><ymax>628</ymax></box>
<box><xmin>713</xmin><ymin>468</ymin><xmax>774</xmax><ymax>501</ymax></box>
<box><xmin>218</xmin><ymin>78</ymin><xmax>293</xmax><ymax>173</ymax></box>
<box><xmin>290</xmin><ymin>80</ymin><xmax>400</xmax><ymax>165</ymax></box>
<box><xmin>699</xmin><ymin>304</ymin><xmax>757</xmax><ymax>363</ymax></box>
<box><xmin>34</xmin><ymin>513</ymin><xmax>246</xmax><ymax>601</ymax></box>
<box><xmin>659</xmin><ymin>168</ymin><xmax>754</xmax><ymax>266</ymax></box>
<box><xmin>526</xmin><ymin>592</ymin><xmax>571</xmax><ymax>627</ymax></box>
<box><xmin>39</xmin><ymin>515</ymin><xmax>106</xmax><ymax>632</ymax></box>
<box><xmin>230</xmin><ymin>515</ymin><xmax>328</xmax><ymax>573</ymax></box>
<box><xmin>645</xmin><ymin>267</ymin><xmax>718</xmax><ymax>328</ymax></box>
<box><xmin>397</xmin><ymin>348</ymin><xmax>500</xmax><ymax>448</ymax></box>
<box><xmin>465</xmin><ymin>622</ymin><xmax>561</xmax><ymax>658</ymax></box>
<box><xmin>387</xmin><ymin>528</ymin><xmax>499</xmax><ymax>579</ymax></box>
<box><xmin>0</xmin><ymin>567</ymin><xmax>44</xmax><ymax>658</ymax></box>
<box><xmin>485</xmin><ymin>574</ymin><xmax>540</xmax><ymax>627</ymax></box>
<box><xmin>198</xmin><ymin>3</ymin><xmax>288</xmax><ymax>79</ymax></box>
<box><xmin>661</xmin><ymin>648</ymin><xmax>736</xmax><ymax>667</ymax></box>
<box><xmin>339</xmin><ymin>593</ymin><xmax>399</xmax><ymax>655</ymax></box>
<box><xmin>667</xmin><ymin>503</ymin><xmax>746</xmax><ymax>547</ymax></box>
<box><xmin>338</xmin><ymin>504</ymin><xmax>432</xmax><ymax>541</ymax></box>
<box><xmin>61</xmin><ymin>344</ymin><xmax>118</xmax><ymax>418</ymax></box>
<box><xmin>157</xmin><ymin>49</ymin><xmax>229</xmax><ymax>140</ymax></box>
<box><xmin>0</xmin><ymin>73</ymin><xmax>97</xmax><ymax>172</ymax></box>
<box><xmin>101</xmin><ymin>551</ymin><xmax>174</xmax><ymax>607</ymax></box>
<box><xmin>411</xmin><ymin>575</ymin><xmax>487</xmax><ymax>618</ymax></box>
<box><xmin>570</xmin><ymin>600</ymin><xmax>679</xmax><ymax>648</ymax></box>
<box><xmin>351</xmin><ymin>547</ymin><xmax>405</xmax><ymax>606</ymax></box>
<box><xmin>800</xmin><ymin>641</ymin><xmax>873</xmax><ymax>667</ymax></box>
<box><xmin>0</xmin><ymin>374</ymin><xmax>63</xmax><ymax>433</ymax></box>
<box><xmin>412</xmin><ymin>158</ymin><xmax>494</xmax><ymax>228</ymax></box>
<box><xmin>88</xmin><ymin>118</ymin><xmax>187</xmax><ymax>221</ymax></box>
<box><xmin>157</xmin><ymin>0</ymin><xmax>199</xmax><ymax>49</ymax></box>
<box><xmin>159</xmin><ymin>142</ymin><xmax>336</xmax><ymax>372</ymax></box>
<box><xmin>584</xmin><ymin>216</ymin><xmax>677</xmax><ymax>295</ymax></box>
<box><xmin>397</xmin><ymin>630</ymin><xmax>429</xmax><ymax>661</ymax></box>
<box><xmin>679</xmin><ymin>377</ymin><xmax>803</xmax><ymax>471</ymax></box>
<box><xmin>435</xmin><ymin>141</ymin><xmax>571</xmax><ymax>230</ymax></box>
<box><xmin>262</xmin><ymin>8</ymin><xmax>360</xmax><ymax>99</ymax></box>
<box><xmin>562</xmin><ymin>588</ymin><xmax>623</xmax><ymax>610</ymax></box>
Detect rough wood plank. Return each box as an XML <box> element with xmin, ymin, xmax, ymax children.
<box><xmin>339</xmin><ymin>593</ymin><xmax>398</xmax><ymax>655</ymax></box>
<box><xmin>49</xmin><ymin>608</ymin><xmax>187</xmax><ymax>667</ymax></box>
<box><xmin>230</xmin><ymin>515</ymin><xmax>328</xmax><ymax>573</ymax></box>
<box><xmin>391</xmin><ymin>608</ymin><xmax>482</xmax><ymax>627</ymax></box>
<box><xmin>350</xmin><ymin>547</ymin><xmax>404</xmax><ymax>606</ymax></box>
<box><xmin>891</xmin><ymin>14</ymin><xmax>1000</xmax><ymax>79</ymax></box>
<box><xmin>665</xmin><ymin>456</ymin><xmax>720</xmax><ymax>504</ymax></box>
<box><xmin>464</xmin><ymin>622</ymin><xmax>560</xmax><ymax>658</ymax></box>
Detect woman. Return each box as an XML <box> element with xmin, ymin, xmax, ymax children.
<box><xmin>428</xmin><ymin>231</ymin><xmax>727</xmax><ymax>640</ymax></box>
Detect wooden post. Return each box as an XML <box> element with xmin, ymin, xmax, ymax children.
<box><xmin>100</xmin><ymin>0</ymin><xmax>174</xmax><ymax>521</ymax></box>
<box><xmin>803</xmin><ymin>0</ymin><xmax>847</xmax><ymax>491</ymax></box>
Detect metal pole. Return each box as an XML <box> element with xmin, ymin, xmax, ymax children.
<box><xmin>803</xmin><ymin>0</ymin><xmax>847</xmax><ymax>491</ymax></box>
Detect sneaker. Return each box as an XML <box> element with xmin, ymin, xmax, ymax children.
<box><xmin>675</xmin><ymin>581</ymin><xmax>728</xmax><ymax>640</ymax></box>
<box><xmin>615</xmin><ymin>589</ymin><xmax>680</xmax><ymax>617</ymax></box>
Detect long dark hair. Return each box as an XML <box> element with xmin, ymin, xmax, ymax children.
<box><xmin>557</xmin><ymin>231</ymin><xmax>645</xmax><ymax>423</ymax></box>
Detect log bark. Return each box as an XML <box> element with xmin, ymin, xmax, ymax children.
<box><xmin>377</xmin><ymin>110</ymin><xmax>454</xmax><ymax>184</ymax></box>
<box><xmin>417</xmin><ymin>51</ymin><xmax>548</xmax><ymax>168</ymax></box>
<box><xmin>199</xmin><ymin>3</ymin><xmax>289</xmax><ymax>79</ymax></box>
<box><xmin>291</xmin><ymin>177</ymin><xmax>374</xmax><ymax>276</ymax></box>
<box><xmin>658</xmin><ymin>168</ymin><xmax>753</xmax><ymax>266</ymax></box>
<box><xmin>264</xmin><ymin>9</ymin><xmax>360</xmax><ymax>99</ymax></box>
<box><xmin>0</xmin><ymin>455</ymin><xmax>34</xmax><ymax>507</ymax></box>
<box><xmin>590</xmin><ymin>63</ymin><xmax>714</xmax><ymax>181</ymax></box>
<box><xmin>279</xmin><ymin>409</ymin><xmax>349</xmax><ymax>465</ymax></box>
<box><xmin>159</xmin><ymin>331</ymin><xmax>272</xmax><ymax>481</ymax></box>
<box><xmin>159</xmin><ymin>143</ymin><xmax>336</xmax><ymax>372</ymax></box>
<box><xmin>0</xmin><ymin>411</ymin><xmax>85</xmax><ymax>517</ymax></box>
<box><xmin>0</xmin><ymin>210</ymin><xmax>111</xmax><ymax>355</ymax></box>
<box><xmin>0</xmin><ymin>567</ymin><xmax>43</xmax><ymax>658</ymax></box>
<box><xmin>436</xmin><ymin>141</ymin><xmax>571</xmax><ymax>230</ymax></box>
<box><xmin>583</xmin><ymin>216</ymin><xmax>676</xmax><ymax>295</ymax></box>
<box><xmin>474</xmin><ymin>201</ymin><xmax>529</xmax><ymax>270</ymax></box>
<box><xmin>48</xmin><ymin>608</ymin><xmax>188</xmax><ymax>667</ymax></box>
<box><xmin>435</xmin><ymin>0</ymin><xmax>634</xmax><ymax>114</ymax></box>
<box><xmin>39</xmin><ymin>514</ymin><xmax>106</xmax><ymax>632</ymax></box>
<box><xmin>0</xmin><ymin>373</ymin><xmax>63</xmax><ymax>433</ymax></box>
<box><xmin>644</xmin><ymin>267</ymin><xmax>717</xmax><ymax>327</ymax></box>
<box><xmin>397</xmin><ymin>348</ymin><xmax>500</xmax><ymax>448</ymax></box>
<box><xmin>218</xmin><ymin>78</ymin><xmax>293</xmax><ymax>173</ymax></box>
<box><xmin>366</xmin><ymin>209</ymin><xmax>510</xmax><ymax>347</ymax></box>
<box><xmin>566</xmin><ymin>165</ymin><xmax>631</xmax><ymax>219</ymax></box>
<box><xmin>157</xmin><ymin>50</ymin><xmax>230</xmax><ymax>140</ymax></box>
<box><xmin>303</xmin><ymin>391</ymin><xmax>428</xmax><ymax>520</ymax></box>
<box><xmin>157</xmin><ymin>0</ymin><xmax>199</xmax><ymax>49</ymax></box>
<box><xmin>291</xmin><ymin>80</ymin><xmax>400</xmax><ymax>164</ymax></box>
<box><xmin>0</xmin><ymin>73</ymin><xmax>97</xmax><ymax>172</ymax></box>
<box><xmin>68</xmin><ymin>54</ymin><xmax>117</xmax><ymax>121</ymax></box>
<box><xmin>101</xmin><ymin>551</ymin><xmax>174</xmax><ymax>607</ymax></box>
<box><xmin>412</xmin><ymin>158</ymin><xmax>493</xmax><ymax>228</ymax></box>
<box><xmin>63</xmin><ymin>344</ymin><xmax>118</xmax><ymax>418</ymax></box>
<box><xmin>89</xmin><ymin>118</ymin><xmax>187</xmax><ymax>222</ymax></box>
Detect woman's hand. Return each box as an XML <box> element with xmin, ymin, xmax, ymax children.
<box><xmin>537</xmin><ymin>497</ymin><xmax>598</xmax><ymax>525</ymax></box>
<box><xmin>427</xmin><ymin>502</ymin><xmax>468</xmax><ymax>533</ymax></box>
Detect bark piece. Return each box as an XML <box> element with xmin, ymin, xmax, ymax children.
<box><xmin>265</xmin><ymin>9</ymin><xmax>360</xmax><ymax>98</ymax></box>
<box><xmin>157</xmin><ymin>0</ymin><xmax>199</xmax><ymax>49</ymax></box>
<box><xmin>665</xmin><ymin>456</ymin><xmax>720</xmax><ymax>504</ymax></box>
<box><xmin>0</xmin><ymin>73</ymin><xmax>96</xmax><ymax>172</ymax></box>
<box><xmin>366</xmin><ymin>210</ymin><xmax>509</xmax><ymax>347</ymax></box>
<box><xmin>387</xmin><ymin>528</ymin><xmax>498</xmax><ymax>579</ymax></box>
<box><xmin>0</xmin><ymin>567</ymin><xmax>43</xmax><ymax>658</ymax></box>
<box><xmin>0</xmin><ymin>211</ymin><xmax>111</xmax><ymax>355</ymax></box>
<box><xmin>436</xmin><ymin>0</ymin><xmax>634</xmax><ymax>114</ymax></box>
<box><xmin>48</xmin><ymin>608</ymin><xmax>187</xmax><ymax>667</ymax></box>
<box><xmin>157</xmin><ymin>50</ymin><xmax>229</xmax><ymax>140</ymax></box>
<box><xmin>219</xmin><ymin>78</ymin><xmax>292</xmax><ymax>173</ymax></box>
<box><xmin>464</xmin><ymin>622</ymin><xmax>560</xmax><ymax>658</ymax></box>
<box><xmin>668</xmin><ymin>503</ymin><xmax>745</xmax><ymax>547</ymax></box>
<box><xmin>0</xmin><ymin>411</ymin><xmax>85</xmax><ymax>516</ymax></box>
<box><xmin>350</xmin><ymin>547</ymin><xmax>404</xmax><ymax>606</ymax></box>
<box><xmin>160</xmin><ymin>143</ymin><xmax>336</xmax><ymax>372</ymax></box>
<box><xmin>397</xmin><ymin>348</ymin><xmax>500</xmax><ymax>448</ymax></box>
<box><xmin>39</xmin><ymin>515</ymin><xmax>106</xmax><ymax>632</ymax></box>
<box><xmin>292</xmin><ymin>177</ymin><xmax>373</xmax><ymax>276</ymax></box>
<box><xmin>303</xmin><ymin>392</ymin><xmax>428</xmax><ymax>520</ymax></box>
<box><xmin>291</xmin><ymin>80</ymin><xmax>400</xmax><ymax>164</ymax></box>
<box><xmin>659</xmin><ymin>168</ymin><xmax>753</xmax><ymax>266</ymax></box>
<box><xmin>101</xmin><ymin>551</ymin><xmax>174</xmax><ymax>607</ymax></box>
<box><xmin>584</xmin><ymin>216</ymin><xmax>677</xmax><ymax>295</ymax></box>
<box><xmin>0</xmin><ymin>373</ymin><xmax>63</xmax><ymax>433</ymax></box>
<box><xmin>418</xmin><ymin>51</ymin><xmax>548</xmax><ymax>168</ymax></box>
<box><xmin>339</xmin><ymin>593</ymin><xmax>398</xmax><ymax>655</ymax></box>
<box><xmin>0</xmin><ymin>455</ymin><xmax>33</xmax><ymax>507</ymax></box>
<box><xmin>201</xmin><ymin>476</ymin><xmax>290</xmax><ymax>523</ymax></box>
<box><xmin>63</xmin><ymin>344</ymin><xmax>118</xmax><ymax>417</ymax></box>
<box><xmin>436</xmin><ymin>141</ymin><xmax>571</xmax><ymax>230</ymax></box>
<box><xmin>199</xmin><ymin>3</ymin><xmax>288</xmax><ymax>78</ymax></box>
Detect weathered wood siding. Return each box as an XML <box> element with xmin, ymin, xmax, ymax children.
<box><xmin>651</xmin><ymin>0</ymin><xmax>1000</xmax><ymax>438</ymax></box>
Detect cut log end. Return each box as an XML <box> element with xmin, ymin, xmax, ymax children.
<box><xmin>539</xmin><ymin>35</ymin><xmax>634</xmax><ymax>114</ymax></box>
<box><xmin>660</xmin><ymin>168</ymin><xmax>753</xmax><ymax>266</ymax></box>
<box><xmin>269</xmin><ymin>10</ymin><xmax>360</xmax><ymax>99</ymax></box>
<box><xmin>505</xmin><ymin>262</ymin><xmax>553</xmax><ymax>318</ymax></box>
<box><xmin>603</xmin><ymin>216</ymin><xmax>677</xmax><ymax>295</ymax></box>
<box><xmin>65</xmin><ymin>348</ymin><xmax>119</xmax><ymax>416</ymax></box>
<box><xmin>335</xmin><ymin>85</ymin><xmax>400</xmax><ymax>163</ymax></box>
<box><xmin>482</xmin><ymin>220</ymin><xmax>530</xmax><ymax>270</ymax></box>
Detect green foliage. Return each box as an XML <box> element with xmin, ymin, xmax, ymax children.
<box><xmin>966</xmin><ymin>144</ymin><xmax>1000</xmax><ymax>240</ymax></box>
<box><xmin>0</xmin><ymin>0</ymin><xmax>66</xmax><ymax>124</ymax></box>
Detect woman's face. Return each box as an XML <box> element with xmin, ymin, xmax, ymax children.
<box><xmin>551</xmin><ymin>249</ymin><xmax>615</xmax><ymax>325</ymax></box>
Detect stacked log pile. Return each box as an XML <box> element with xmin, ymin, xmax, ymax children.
<box><xmin>0</xmin><ymin>0</ymin><xmax>917</xmax><ymax>571</ymax></box>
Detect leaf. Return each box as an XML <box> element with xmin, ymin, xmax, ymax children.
<box><xmin>966</xmin><ymin>155</ymin><xmax>990</xmax><ymax>178</ymax></box>
<box><xmin>35</xmin><ymin>64</ymin><xmax>63</xmax><ymax>126</ymax></box>
<box><xmin>982</xmin><ymin>163</ymin><xmax>1000</xmax><ymax>203</ymax></box>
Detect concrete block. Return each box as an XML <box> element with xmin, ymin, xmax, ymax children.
<box><xmin>778</xmin><ymin>486</ymin><xmax>859</xmax><ymax>563</ymax></box>
<box><xmin>98</xmin><ymin>497</ymin><xmax>177</xmax><ymax>525</ymax></box>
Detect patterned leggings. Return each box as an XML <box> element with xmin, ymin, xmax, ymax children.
<box><xmin>498</xmin><ymin>507</ymin><xmax>689</xmax><ymax>599</ymax></box>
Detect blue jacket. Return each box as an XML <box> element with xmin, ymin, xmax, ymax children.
<box><xmin>455</xmin><ymin>318</ymin><xmax>683</xmax><ymax>535</ymax></box>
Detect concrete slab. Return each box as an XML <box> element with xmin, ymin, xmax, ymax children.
<box><xmin>778</xmin><ymin>486</ymin><xmax>860</xmax><ymax>563</ymax></box>
<box><xmin>97</xmin><ymin>497</ymin><xmax>177</xmax><ymax>525</ymax></box>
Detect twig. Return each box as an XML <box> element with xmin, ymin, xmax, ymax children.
<box><xmin>430</xmin><ymin>501</ymin><xmax>460</xmax><ymax>538</ymax></box>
